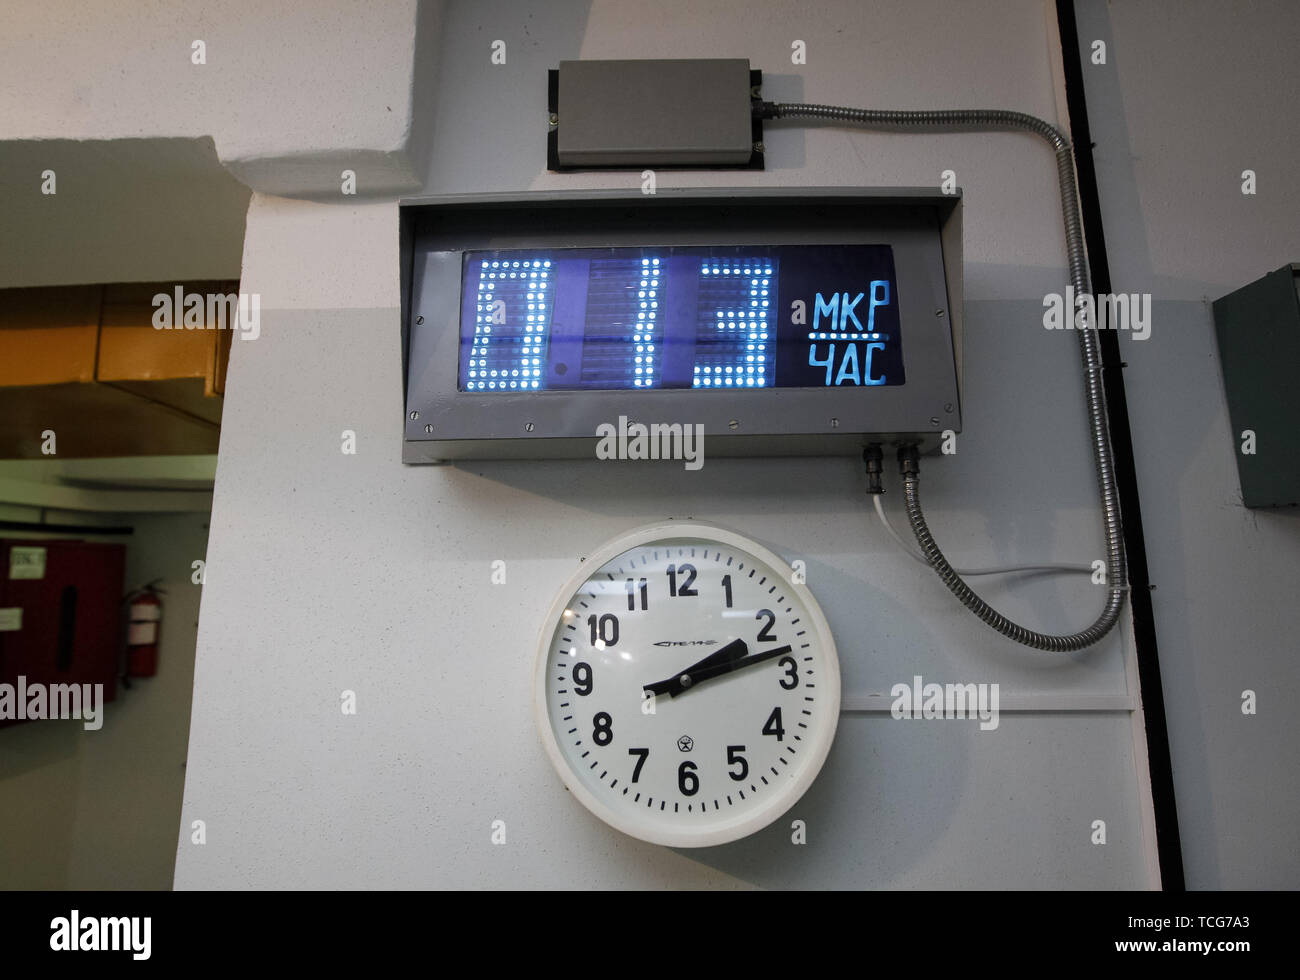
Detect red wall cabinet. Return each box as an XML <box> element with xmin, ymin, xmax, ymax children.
<box><xmin>0</xmin><ymin>539</ymin><xmax>125</xmax><ymax>727</ymax></box>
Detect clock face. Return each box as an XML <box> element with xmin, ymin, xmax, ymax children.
<box><xmin>535</xmin><ymin>522</ymin><xmax>840</xmax><ymax>847</ymax></box>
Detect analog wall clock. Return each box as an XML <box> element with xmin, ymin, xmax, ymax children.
<box><xmin>534</xmin><ymin>522</ymin><xmax>840</xmax><ymax>847</ymax></box>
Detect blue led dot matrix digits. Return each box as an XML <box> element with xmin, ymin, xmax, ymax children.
<box><xmin>578</xmin><ymin>255</ymin><xmax>661</xmax><ymax>389</ymax></box>
<box><xmin>632</xmin><ymin>257</ymin><xmax>659</xmax><ymax>388</ymax></box>
<box><xmin>466</xmin><ymin>259</ymin><xmax>551</xmax><ymax>390</ymax></box>
<box><xmin>692</xmin><ymin>261</ymin><xmax>774</xmax><ymax>388</ymax></box>
<box><xmin>457</xmin><ymin>243</ymin><xmax>901</xmax><ymax>391</ymax></box>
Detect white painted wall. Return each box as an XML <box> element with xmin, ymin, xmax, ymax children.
<box><xmin>0</xmin><ymin>0</ymin><xmax>428</xmax><ymax>196</ymax></box>
<box><xmin>0</xmin><ymin>0</ymin><xmax>426</xmax><ymax>888</ymax></box>
<box><xmin>0</xmin><ymin>138</ymin><xmax>249</xmax><ymax>289</ymax></box>
<box><xmin>171</xmin><ymin>0</ymin><xmax>1160</xmax><ymax>888</ymax></box>
<box><xmin>1074</xmin><ymin>0</ymin><xmax>1300</xmax><ymax>888</ymax></box>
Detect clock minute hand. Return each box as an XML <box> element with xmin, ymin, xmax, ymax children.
<box><xmin>643</xmin><ymin>638</ymin><xmax>748</xmax><ymax>698</ymax></box>
<box><xmin>681</xmin><ymin>645</ymin><xmax>793</xmax><ymax>691</ymax></box>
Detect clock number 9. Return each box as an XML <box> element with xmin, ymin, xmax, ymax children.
<box><xmin>778</xmin><ymin>656</ymin><xmax>798</xmax><ymax>690</ymax></box>
<box><xmin>592</xmin><ymin>711</ymin><xmax>613</xmax><ymax>746</ymax></box>
<box><xmin>572</xmin><ymin>662</ymin><xmax>593</xmax><ymax>696</ymax></box>
<box><xmin>678</xmin><ymin>760</ymin><xmax>699</xmax><ymax>796</ymax></box>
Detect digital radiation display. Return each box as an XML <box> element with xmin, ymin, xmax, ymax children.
<box><xmin>457</xmin><ymin>245</ymin><xmax>905</xmax><ymax>392</ymax></box>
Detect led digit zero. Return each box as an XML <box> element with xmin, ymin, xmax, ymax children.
<box><xmin>467</xmin><ymin>259</ymin><xmax>552</xmax><ymax>391</ymax></box>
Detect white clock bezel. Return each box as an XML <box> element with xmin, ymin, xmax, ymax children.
<box><xmin>533</xmin><ymin>520</ymin><xmax>841</xmax><ymax>848</ymax></box>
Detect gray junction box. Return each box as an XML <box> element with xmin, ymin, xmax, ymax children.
<box><xmin>552</xmin><ymin>59</ymin><xmax>758</xmax><ymax>169</ymax></box>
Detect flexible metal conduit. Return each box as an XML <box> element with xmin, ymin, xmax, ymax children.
<box><xmin>766</xmin><ymin>103</ymin><xmax>1127</xmax><ymax>652</ymax></box>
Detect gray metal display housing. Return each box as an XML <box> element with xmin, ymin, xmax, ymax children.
<box><xmin>399</xmin><ymin>188</ymin><xmax>963</xmax><ymax>464</ymax></box>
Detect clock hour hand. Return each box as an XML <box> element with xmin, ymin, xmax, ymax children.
<box><xmin>680</xmin><ymin>645</ymin><xmax>793</xmax><ymax>691</ymax></box>
<box><xmin>644</xmin><ymin>638</ymin><xmax>748</xmax><ymax>698</ymax></box>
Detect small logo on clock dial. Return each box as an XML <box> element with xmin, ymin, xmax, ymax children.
<box><xmin>677</xmin><ymin>735</ymin><xmax>695</xmax><ymax>753</ymax></box>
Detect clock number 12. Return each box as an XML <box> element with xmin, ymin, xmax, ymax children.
<box><xmin>666</xmin><ymin>564</ymin><xmax>698</xmax><ymax>597</ymax></box>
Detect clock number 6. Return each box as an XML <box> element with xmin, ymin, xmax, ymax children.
<box><xmin>678</xmin><ymin>760</ymin><xmax>699</xmax><ymax>796</ymax></box>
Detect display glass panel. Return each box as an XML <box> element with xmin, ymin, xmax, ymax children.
<box><xmin>457</xmin><ymin>245</ymin><xmax>904</xmax><ymax>392</ymax></box>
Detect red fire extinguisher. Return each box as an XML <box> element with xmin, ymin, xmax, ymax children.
<box><xmin>125</xmin><ymin>582</ymin><xmax>165</xmax><ymax>678</ymax></box>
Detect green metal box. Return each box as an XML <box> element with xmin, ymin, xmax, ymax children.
<box><xmin>1212</xmin><ymin>264</ymin><xmax>1300</xmax><ymax>508</ymax></box>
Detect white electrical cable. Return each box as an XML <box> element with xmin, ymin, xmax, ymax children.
<box><xmin>872</xmin><ymin>494</ymin><xmax>1093</xmax><ymax>577</ymax></box>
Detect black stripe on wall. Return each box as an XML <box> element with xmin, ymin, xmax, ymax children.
<box><xmin>1055</xmin><ymin>0</ymin><xmax>1186</xmax><ymax>891</ymax></box>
